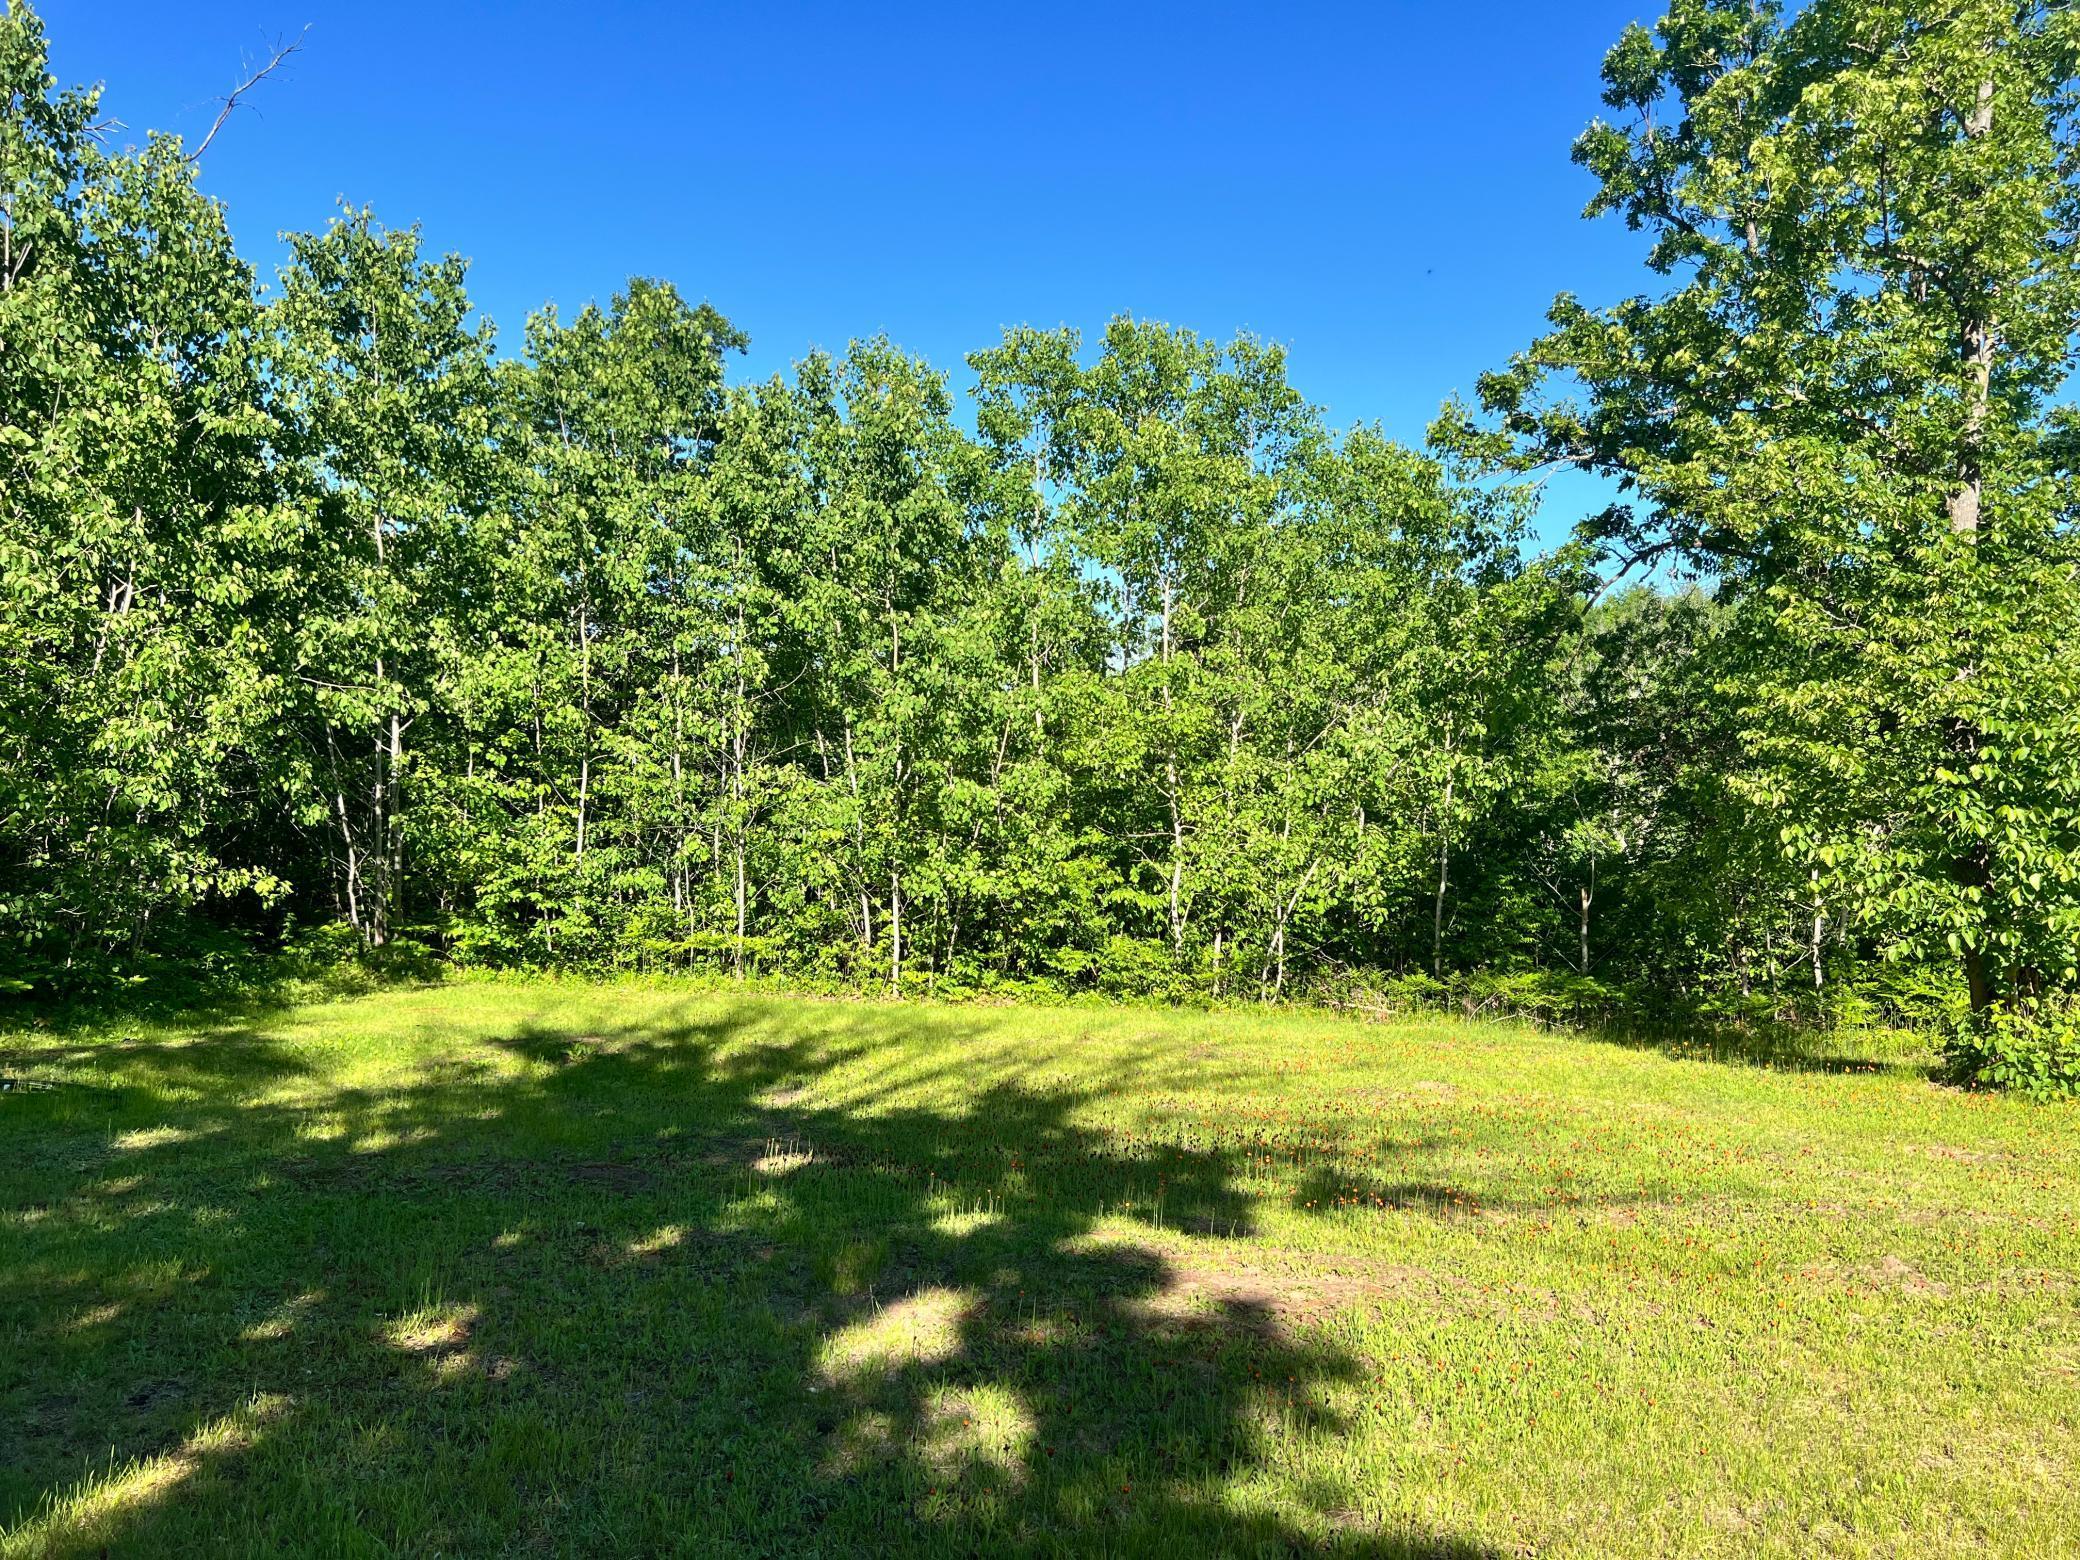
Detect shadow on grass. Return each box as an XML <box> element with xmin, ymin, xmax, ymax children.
<box><xmin>0</xmin><ymin>999</ymin><xmax>1519</xmax><ymax>1556</ymax></box>
<box><xmin>1369</xmin><ymin>983</ymin><xmax>1943</xmax><ymax>1080</ymax></box>
<box><xmin>1567</xmin><ymin>1014</ymin><xmax>1940</xmax><ymax>1080</ymax></box>
<box><xmin>0</xmin><ymin>949</ymin><xmax>441</xmax><ymax>1049</ymax></box>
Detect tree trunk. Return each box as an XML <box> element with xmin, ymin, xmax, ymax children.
<box><xmin>1947</xmin><ymin>75</ymin><xmax>1997</xmax><ymax>541</ymax></box>
<box><xmin>1432</xmin><ymin>735</ymin><xmax>1455</xmax><ymax>982</ymax></box>
<box><xmin>1578</xmin><ymin>851</ymin><xmax>1595</xmax><ymax>974</ymax></box>
<box><xmin>329</xmin><ymin>735</ymin><xmax>363</xmax><ymax>939</ymax></box>
<box><xmin>368</xmin><ymin>465</ymin><xmax>394</xmax><ymax>948</ymax></box>
<box><xmin>365</xmin><ymin>651</ymin><xmax>394</xmax><ymax>950</ymax></box>
<box><xmin>1262</xmin><ymin>860</ymin><xmax>1318</xmax><ymax>1001</ymax></box>
<box><xmin>889</xmin><ymin>869</ymin><xmax>903</xmax><ymax>997</ymax></box>
<box><xmin>1808</xmin><ymin>868</ymin><xmax>1826</xmax><ymax>994</ymax></box>
<box><xmin>574</xmin><ymin>599</ymin><xmax>591</xmax><ymax>865</ymax></box>
<box><xmin>841</xmin><ymin>717</ymin><xmax>872</xmax><ymax>966</ymax></box>
<box><xmin>671</xmin><ymin>645</ymin><xmax>692</xmax><ymax>938</ymax></box>
<box><xmin>1944</xmin><ymin>75</ymin><xmax>1999</xmax><ymax>1011</ymax></box>
<box><xmin>383</xmin><ymin>707</ymin><xmax>403</xmax><ymax>944</ymax></box>
<box><xmin>1963</xmin><ymin>945</ymin><xmax>1993</xmax><ymax>1015</ymax></box>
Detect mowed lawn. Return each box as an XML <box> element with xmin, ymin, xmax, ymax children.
<box><xmin>2</xmin><ymin>985</ymin><xmax>2076</xmax><ymax>1557</ymax></box>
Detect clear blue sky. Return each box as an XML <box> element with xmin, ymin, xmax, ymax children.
<box><xmin>44</xmin><ymin>0</ymin><xmax>1656</xmax><ymax>535</ymax></box>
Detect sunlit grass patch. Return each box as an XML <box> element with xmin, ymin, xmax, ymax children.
<box><xmin>915</xmin><ymin>1382</ymin><xmax>1036</xmax><ymax>1487</ymax></box>
<box><xmin>381</xmin><ymin>1301</ymin><xmax>478</xmax><ymax>1355</ymax></box>
<box><xmin>819</xmin><ymin>1286</ymin><xmax>975</xmax><ymax>1384</ymax></box>
<box><xmin>4</xmin><ymin>1394</ymin><xmax>292</xmax><ymax>1558</ymax></box>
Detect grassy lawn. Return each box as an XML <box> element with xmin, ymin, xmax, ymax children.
<box><xmin>2</xmin><ymin>983</ymin><xmax>2076</xmax><ymax>1557</ymax></box>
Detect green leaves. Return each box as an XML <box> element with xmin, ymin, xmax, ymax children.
<box><xmin>1473</xmin><ymin>0</ymin><xmax>2080</xmax><ymax>1070</ymax></box>
<box><xmin>6</xmin><ymin>0</ymin><xmax>2074</xmax><ymax>1087</ymax></box>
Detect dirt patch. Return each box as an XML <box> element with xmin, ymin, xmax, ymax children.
<box><xmin>752</xmin><ymin>1140</ymin><xmax>817</xmax><ymax>1177</ymax></box>
<box><xmin>563</xmin><ymin>1160</ymin><xmax>662</xmax><ymax>1192</ymax></box>
<box><xmin>1817</xmin><ymin>1254</ymin><xmax>1953</xmax><ymax>1296</ymax></box>
<box><xmin>1916</xmin><ymin>1143</ymin><xmax>2005</xmax><ymax>1165</ymax></box>
<box><xmin>1172</xmin><ymin>1211</ymin><xmax>1257</xmax><ymax>1239</ymax></box>
<box><xmin>123</xmin><ymin>1379</ymin><xmax>185</xmax><ymax>1411</ymax></box>
<box><xmin>1100</xmin><ymin>1239</ymin><xmax>1449</xmax><ymax>1331</ymax></box>
<box><xmin>1865</xmin><ymin>1254</ymin><xmax>1951</xmax><ymax>1295</ymax></box>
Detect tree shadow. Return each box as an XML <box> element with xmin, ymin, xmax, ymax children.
<box><xmin>0</xmin><ymin>945</ymin><xmax>443</xmax><ymax>1048</ymax></box>
<box><xmin>1567</xmin><ymin>1013</ymin><xmax>1939</xmax><ymax>1080</ymax></box>
<box><xmin>2</xmin><ymin>997</ymin><xmax>1514</xmax><ymax>1556</ymax></box>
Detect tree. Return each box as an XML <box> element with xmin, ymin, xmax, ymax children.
<box><xmin>1462</xmin><ymin>0</ymin><xmax>2080</xmax><ymax>1086</ymax></box>
<box><xmin>0</xmin><ymin>5</ymin><xmax>293</xmax><ymax>984</ymax></box>
<box><xmin>268</xmin><ymin>209</ymin><xmax>497</xmax><ymax>947</ymax></box>
<box><xmin>786</xmin><ymin>342</ymin><xmax>996</xmax><ymax>993</ymax></box>
<box><xmin>971</xmin><ymin>320</ymin><xmax>1322</xmax><ymax>978</ymax></box>
<box><xmin>453</xmin><ymin>281</ymin><xmax>745</xmax><ymax>964</ymax></box>
<box><xmin>11</xmin><ymin>0</ymin><xmax>2077</xmax><ymax>1094</ymax></box>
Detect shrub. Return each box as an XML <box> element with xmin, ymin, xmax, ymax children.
<box><xmin>1943</xmin><ymin>1002</ymin><xmax>2080</xmax><ymax>1101</ymax></box>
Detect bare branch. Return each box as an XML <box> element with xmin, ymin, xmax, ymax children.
<box><xmin>187</xmin><ymin>25</ymin><xmax>311</xmax><ymax>164</ymax></box>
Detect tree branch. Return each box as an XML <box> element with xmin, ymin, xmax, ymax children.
<box><xmin>187</xmin><ymin>25</ymin><xmax>310</xmax><ymax>163</ymax></box>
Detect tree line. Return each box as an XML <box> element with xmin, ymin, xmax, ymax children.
<box><xmin>4</xmin><ymin>1</ymin><xmax>2077</xmax><ymax>1092</ymax></box>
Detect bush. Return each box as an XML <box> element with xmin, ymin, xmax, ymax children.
<box><xmin>1943</xmin><ymin>1002</ymin><xmax>2080</xmax><ymax>1101</ymax></box>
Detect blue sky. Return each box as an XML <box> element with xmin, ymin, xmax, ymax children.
<box><xmin>43</xmin><ymin>0</ymin><xmax>1658</xmax><ymax>536</ymax></box>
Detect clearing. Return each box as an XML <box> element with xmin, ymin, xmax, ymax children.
<box><xmin>2</xmin><ymin>984</ymin><xmax>2076</xmax><ymax>1556</ymax></box>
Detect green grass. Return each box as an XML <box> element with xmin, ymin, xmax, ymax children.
<box><xmin>2</xmin><ymin>981</ymin><xmax>2076</xmax><ymax>1557</ymax></box>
